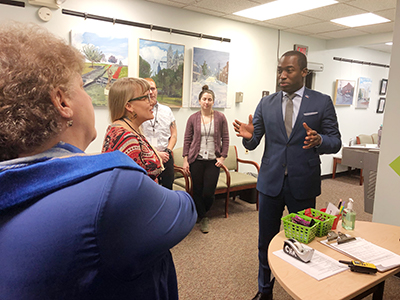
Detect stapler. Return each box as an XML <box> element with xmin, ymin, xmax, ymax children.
<box><xmin>283</xmin><ymin>238</ymin><xmax>314</xmax><ymax>263</ymax></box>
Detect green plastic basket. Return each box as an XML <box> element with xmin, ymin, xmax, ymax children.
<box><xmin>281</xmin><ymin>213</ymin><xmax>318</xmax><ymax>244</ymax></box>
<box><xmin>297</xmin><ymin>208</ymin><xmax>337</xmax><ymax>237</ymax></box>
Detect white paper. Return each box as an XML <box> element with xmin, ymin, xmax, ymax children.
<box><xmin>320</xmin><ymin>237</ymin><xmax>400</xmax><ymax>272</ymax></box>
<box><xmin>273</xmin><ymin>249</ymin><xmax>348</xmax><ymax>281</ymax></box>
<box><xmin>326</xmin><ymin>202</ymin><xmax>340</xmax><ymax>215</ymax></box>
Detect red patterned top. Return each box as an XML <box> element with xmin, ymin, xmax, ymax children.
<box><xmin>102</xmin><ymin>125</ymin><xmax>162</xmax><ymax>180</ymax></box>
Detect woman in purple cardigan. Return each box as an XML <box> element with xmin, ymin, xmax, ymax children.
<box><xmin>183</xmin><ymin>85</ymin><xmax>229</xmax><ymax>233</ymax></box>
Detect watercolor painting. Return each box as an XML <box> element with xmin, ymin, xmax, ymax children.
<box><xmin>191</xmin><ymin>47</ymin><xmax>230</xmax><ymax>108</ymax></box>
<box><xmin>333</xmin><ymin>79</ymin><xmax>355</xmax><ymax>106</ymax></box>
<box><xmin>139</xmin><ymin>39</ymin><xmax>185</xmax><ymax>108</ymax></box>
<box><xmin>71</xmin><ymin>31</ymin><xmax>128</xmax><ymax>106</ymax></box>
<box><xmin>356</xmin><ymin>77</ymin><xmax>372</xmax><ymax>109</ymax></box>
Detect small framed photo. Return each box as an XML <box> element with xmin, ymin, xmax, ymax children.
<box><xmin>377</xmin><ymin>98</ymin><xmax>386</xmax><ymax>113</ymax></box>
<box><xmin>379</xmin><ymin>79</ymin><xmax>388</xmax><ymax>95</ymax></box>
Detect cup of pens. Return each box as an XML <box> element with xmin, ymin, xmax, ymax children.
<box><xmin>320</xmin><ymin>209</ymin><xmax>341</xmax><ymax>230</ymax></box>
<box><xmin>321</xmin><ymin>199</ymin><xmax>345</xmax><ymax>230</ymax></box>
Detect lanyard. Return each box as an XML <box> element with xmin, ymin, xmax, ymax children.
<box><xmin>201</xmin><ymin>113</ymin><xmax>213</xmax><ymax>145</ymax></box>
<box><xmin>149</xmin><ymin>104</ymin><xmax>159</xmax><ymax>132</ymax></box>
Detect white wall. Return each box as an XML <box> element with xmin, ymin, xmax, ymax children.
<box><xmin>0</xmin><ymin>0</ymin><xmax>390</xmax><ymax>176</ymax></box>
<box><xmin>373</xmin><ymin>0</ymin><xmax>400</xmax><ymax>226</ymax></box>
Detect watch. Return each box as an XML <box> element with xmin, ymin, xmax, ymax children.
<box><xmin>165</xmin><ymin>148</ymin><xmax>172</xmax><ymax>155</ymax></box>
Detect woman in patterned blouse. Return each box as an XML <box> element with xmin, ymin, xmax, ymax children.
<box><xmin>102</xmin><ymin>78</ymin><xmax>163</xmax><ymax>180</ymax></box>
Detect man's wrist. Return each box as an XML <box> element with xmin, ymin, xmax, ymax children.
<box><xmin>164</xmin><ymin>148</ymin><xmax>172</xmax><ymax>154</ymax></box>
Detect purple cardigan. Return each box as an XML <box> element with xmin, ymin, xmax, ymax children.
<box><xmin>183</xmin><ymin>110</ymin><xmax>229</xmax><ymax>164</ymax></box>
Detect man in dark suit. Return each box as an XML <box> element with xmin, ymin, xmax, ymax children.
<box><xmin>233</xmin><ymin>50</ymin><xmax>341</xmax><ymax>300</ymax></box>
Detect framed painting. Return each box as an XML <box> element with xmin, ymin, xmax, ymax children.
<box><xmin>71</xmin><ymin>31</ymin><xmax>128</xmax><ymax>106</ymax></box>
<box><xmin>138</xmin><ymin>39</ymin><xmax>184</xmax><ymax>108</ymax></box>
<box><xmin>190</xmin><ymin>47</ymin><xmax>230</xmax><ymax>108</ymax></box>
<box><xmin>377</xmin><ymin>97</ymin><xmax>385</xmax><ymax>113</ymax></box>
<box><xmin>379</xmin><ymin>79</ymin><xmax>388</xmax><ymax>95</ymax></box>
<box><xmin>356</xmin><ymin>77</ymin><xmax>372</xmax><ymax>109</ymax></box>
<box><xmin>333</xmin><ymin>79</ymin><xmax>355</xmax><ymax>105</ymax></box>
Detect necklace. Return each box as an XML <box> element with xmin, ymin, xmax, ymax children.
<box><xmin>120</xmin><ymin>117</ymin><xmax>141</xmax><ymax>136</ymax></box>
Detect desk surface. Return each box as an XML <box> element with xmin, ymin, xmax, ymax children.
<box><xmin>268</xmin><ymin>221</ymin><xmax>400</xmax><ymax>300</ymax></box>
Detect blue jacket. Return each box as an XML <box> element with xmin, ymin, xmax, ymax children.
<box><xmin>0</xmin><ymin>143</ymin><xmax>197</xmax><ymax>300</ymax></box>
<box><xmin>243</xmin><ymin>88</ymin><xmax>341</xmax><ymax>199</ymax></box>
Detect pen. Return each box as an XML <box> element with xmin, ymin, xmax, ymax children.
<box><xmin>337</xmin><ymin>199</ymin><xmax>342</xmax><ymax>209</ymax></box>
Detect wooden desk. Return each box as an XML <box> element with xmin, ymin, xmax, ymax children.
<box><xmin>268</xmin><ymin>221</ymin><xmax>400</xmax><ymax>300</ymax></box>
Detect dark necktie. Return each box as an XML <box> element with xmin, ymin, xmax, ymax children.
<box><xmin>284</xmin><ymin>93</ymin><xmax>296</xmax><ymax>138</ymax></box>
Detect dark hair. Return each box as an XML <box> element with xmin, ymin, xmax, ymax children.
<box><xmin>198</xmin><ymin>85</ymin><xmax>215</xmax><ymax>101</ymax></box>
<box><xmin>0</xmin><ymin>22</ymin><xmax>84</xmax><ymax>162</ymax></box>
<box><xmin>281</xmin><ymin>50</ymin><xmax>308</xmax><ymax>70</ymax></box>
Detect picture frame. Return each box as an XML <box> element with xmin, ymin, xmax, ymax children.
<box><xmin>377</xmin><ymin>97</ymin><xmax>386</xmax><ymax>113</ymax></box>
<box><xmin>356</xmin><ymin>77</ymin><xmax>372</xmax><ymax>109</ymax></box>
<box><xmin>333</xmin><ymin>79</ymin><xmax>355</xmax><ymax>105</ymax></box>
<box><xmin>138</xmin><ymin>39</ymin><xmax>185</xmax><ymax>108</ymax></box>
<box><xmin>379</xmin><ymin>79</ymin><xmax>388</xmax><ymax>95</ymax></box>
<box><xmin>71</xmin><ymin>31</ymin><xmax>129</xmax><ymax>106</ymax></box>
<box><xmin>190</xmin><ymin>47</ymin><xmax>230</xmax><ymax>108</ymax></box>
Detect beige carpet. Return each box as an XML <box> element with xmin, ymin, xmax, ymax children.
<box><xmin>171</xmin><ymin>174</ymin><xmax>400</xmax><ymax>300</ymax></box>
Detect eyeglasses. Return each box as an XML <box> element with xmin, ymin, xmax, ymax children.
<box><xmin>128</xmin><ymin>94</ymin><xmax>150</xmax><ymax>103</ymax></box>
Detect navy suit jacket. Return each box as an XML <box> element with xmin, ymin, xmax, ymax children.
<box><xmin>243</xmin><ymin>88</ymin><xmax>341</xmax><ymax>199</ymax></box>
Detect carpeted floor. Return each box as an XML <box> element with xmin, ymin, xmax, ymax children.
<box><xmin>171</xmin><ymin>173</ymin><xmax>400</xmax><ymax>299</ymax></box>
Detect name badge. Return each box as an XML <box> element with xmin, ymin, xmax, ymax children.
<box><xmin>203</xmin><ymin>150</ymin><xmax>209</xmax><ymax>160</ymax></box>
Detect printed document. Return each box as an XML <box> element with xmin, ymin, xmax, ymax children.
<box><xmin>320</xmin><ymin>237</ymin><xmax>400</xmax><ymax>272</ymax></box>
<box><xmin>273</xmin><ymin>249</ymin><xmax>347</xmax><ymax>281</ymax></box>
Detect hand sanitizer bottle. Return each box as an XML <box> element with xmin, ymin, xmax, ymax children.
<box><xmin>342</xmin><ymin>198</ymin><xmax>356</xmax><ymax>230</ymax></box>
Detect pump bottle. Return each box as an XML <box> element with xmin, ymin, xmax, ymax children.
<box><xmin>342</xmin><ymin>198</ymin><xmax>356</xmax><ymax>230</ymax></box>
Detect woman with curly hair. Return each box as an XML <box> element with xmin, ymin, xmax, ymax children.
<box><xmin>0</xmin><ymin>22</ymin><xmax>196</xmax><ymax>300</ymax></box>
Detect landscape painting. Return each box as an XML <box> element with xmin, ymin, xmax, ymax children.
<box><xmin>71</xmin><ymin>31</ymin><xmax>128</xmax><ymax>106</ymax></box>
<box><xmin>139</xmin><ymin>39</ymin><xmax>184</xmax><ymax>108</ymax></box>
<box><xmin>333</xmin><ymin>79</ymin><xmax>355</xmax><ymax>106</ymax></box>
<box><xmin>356</xmin><ymin>77</ymin><xmax>372</xmax><ymax>109</ymax></box>
<box><xmin>191</xmin><ymin>47</ymin><xmax>229</xmax><ymax>108</ymax></box>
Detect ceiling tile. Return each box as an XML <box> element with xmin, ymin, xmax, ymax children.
<box><xmin>265</xmin><ymin>14</ymin><xmax>321</xmax><ymax>28</ymax></box>
<box><xmin>191</xmin><ymin>0</ymin><xmax>257</xmax><ymax>14</ymax></box>
<box><xmin>284</xmin><ymin>28</ymin><xmax>313</xmax><ymax>36</ymax></box>
<box><xmin>356</xmin><ymin>22</ymin><xmax>394</xmax><ymax>34</ymax></box>
<box><xmin>296</xmin><ymin>21</ymin><xmax>347</xmax><ymax>34</ymax></box>
<box><xmin>143</xmin><ymin>0</ymin><xmax>396</xmax><ymax>47</ymax></box>
<box><xmin>184</xmin><ymin>6</ymin><xmax>226</xmax><ymax>17</ymax></box>
<box><xmin>320</xmin><ymin>28</ymin><xmax>369</xmax><ymax>39</ymax></box>
<box><xmin>345</xmin><ymin>0</ymin><xmax>397</xmax><ymax>12</ymax></box>
<box><xmin>299</xmin><ymin>3</ymin><xmax>367</xmax><ymax>20</ymax></box>
<box><xmin>375</xmin><ymin>9</ymin><xmax>397</xmax><ymax>21</ymax></box>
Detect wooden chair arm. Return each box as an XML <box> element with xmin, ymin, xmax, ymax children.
<box><xmin>220</xmin><ymin>164</ymin><xmax>231</xmax><ymax>187</ymax></box>
<box><xmin>237</xmin><ymin>158</ymin><xmax>260</xmax><ymax>173</ymax></box>
<box><xmin>174</xmin><ymin>165</ymin><xmax>192</xmax><ymax>195</ymax></box>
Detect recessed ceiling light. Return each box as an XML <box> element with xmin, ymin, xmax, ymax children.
<box><xmin>233</xmin><ymin>0</ymin><xmax>338</xmax><ymax>21</ymax></box>
<box><xmin>331</xmin><ymin>13</ymin><xmax>390</xmax><ymax>27</ymax></box>
<box><xmin>385</xmin><ymin>42</ymin><xmax>393</xmax><ymax>45</ymax></box>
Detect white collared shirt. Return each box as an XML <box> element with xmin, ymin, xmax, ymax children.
<box><xmin>282</xmin><ymin>86</ymin><xmax>305</xmax><ymax>128</ymax></box>
<box><xmin>141</xmin><ymin>103</ymin><xmax>175</xmax><ymax>152</ymax></box>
